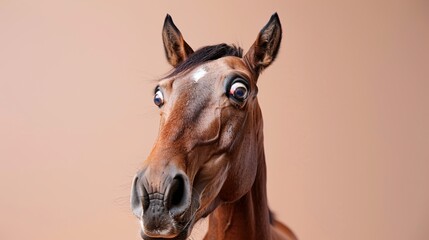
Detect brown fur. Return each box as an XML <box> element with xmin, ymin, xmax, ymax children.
<box><xmin>131</xmin><ymin>13</ymin><xmax>297</xmax><ymax>240</ymax></box>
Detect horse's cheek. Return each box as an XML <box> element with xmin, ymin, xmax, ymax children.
<box><xmin>219</xmin><ymin>149</ymin><xmax>258</xmax><ymax>202</ymax></box>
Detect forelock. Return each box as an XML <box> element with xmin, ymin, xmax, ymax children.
<box><xmin>166</xmin><ymin>44</ymin><xmax>243</xmax><ymax>78</ymax></box>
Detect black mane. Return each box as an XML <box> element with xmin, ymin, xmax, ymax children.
<box><xmin>166</xmin><ymin>44</ymin><xmax>243</xmax><ymax>78</ymax></box>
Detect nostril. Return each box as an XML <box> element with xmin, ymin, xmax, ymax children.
<box><xmin>171</xmin><ymin>177</ymin><xmax>185</xmax><ymax>207</ymax></box>
<box><xmin>131</xmin><ymin>175</ymin><xmax>143</xmax><ymax>218</ymax></box>
<box><xmin>166</xmin><ymin>175</ymin><xmax>186</xmax><ymax>212</ymax></box>
<box><xmin>131</xmin><ymin>174</ymin><xmax>151</xmax><ymax>219</ymax></box>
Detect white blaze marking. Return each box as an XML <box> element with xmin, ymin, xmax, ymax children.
<box><xmin>192</xmin><ymin>67</ymin><xmax>207</xmax><ymax>83</ymax></box>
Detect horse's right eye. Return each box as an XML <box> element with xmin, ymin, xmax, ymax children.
<box><xmin>154</xmin><ymin>89</ymin><xmax>164</xmax><ymax>107</ymax></box>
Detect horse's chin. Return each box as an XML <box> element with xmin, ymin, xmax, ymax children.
<box><xmin>139</xmin><ymin>216</ymin><xmax>195</xmax><ymax>240</ymax></box>
<box><xmin>140</xmin><ymin>226</ymin><xmax>191</xmax><ymax>240</ymax></box>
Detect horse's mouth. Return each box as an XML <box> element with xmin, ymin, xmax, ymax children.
<box><xmin>140</xmin><ymin>227</ymin><xmax>190</xmax><ymax>240</ymax></box>
<box><xmin>140</xmin><ymin>217</ymin><xmax>195</xmax><ymax>240</ymax></box>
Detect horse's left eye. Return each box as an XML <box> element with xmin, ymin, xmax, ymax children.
<box><xmin>154</xmin><ymin>89</ymin><xmax>164</xmax><ymax>107</ymax></box>
<box><xmin>229</xmin><ymin>81</ymin><xmax>249</xmax><ymax>101</ymax></box>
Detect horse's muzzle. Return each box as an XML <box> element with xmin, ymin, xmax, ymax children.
<box><xmin>131</xmin><ymin>166</ymin><xmax>192</xmax><ymax>239</ymax></box>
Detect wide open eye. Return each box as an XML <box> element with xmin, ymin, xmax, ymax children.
<box><xmin>228</xmin><ymin>79</ymin><xmax>249</xmax><ymax>102</ymax></box>
<box><xmin>154</xmin><ymin>88</ymin><xmax>164</xmax><ymax>107</ymax></box>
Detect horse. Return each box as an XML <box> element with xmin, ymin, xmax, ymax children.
<box><xmin>131</xmin><ymin>13</ymin><xmax>297</xmax><ymax>240</ymax></box>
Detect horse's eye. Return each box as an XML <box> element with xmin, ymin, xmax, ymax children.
<box><xmin>154</xmin><ymin>89</ymin><xmax>164</xmax><ymax>107</ymax></box>
<box><xmin>229</xmin><ymin>81</ymin><xmax>248</xmax><ymax>101</ymax></box>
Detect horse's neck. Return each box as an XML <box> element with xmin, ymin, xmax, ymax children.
<box><xmin>205</xmin><ymin>109</ymin><xmax>271</xmax><ymax>240</ymax></box>
<box><xmin>205</xmin><ymin>153</ymin><xmax>271</xmax><ymax>240</ymax></box>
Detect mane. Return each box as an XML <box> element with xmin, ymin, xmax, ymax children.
<box><xmin>166</xmin><ymin>43</ymin><xmax>243</xmax><ymax>78</ymax></box>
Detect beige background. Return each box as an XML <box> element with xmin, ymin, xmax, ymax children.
<box><xmin>1</xmin><ymin>1</ymin><xmax>428</xmax><ymax>239</ymax></box>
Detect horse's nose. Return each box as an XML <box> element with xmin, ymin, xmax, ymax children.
<box><xmin>164</xmin><ymin>173</ymin><xmax>189</xmax><ymax>215</ymax></box>
<box><xmin>131</xmin><ymin>167</ymin><xmax>191</xmax><ymax>236</ymax></box>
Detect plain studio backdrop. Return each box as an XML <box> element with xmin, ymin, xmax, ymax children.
<box><xmin>1</xmin><ymin>1</ymin><xmax>428</xmax><ymax>239</ymax></box>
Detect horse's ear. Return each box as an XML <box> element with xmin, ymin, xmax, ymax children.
<box><xmin>244</xmin><ymin>13</ymin><xmax>282</xmax><ymax>75</ymax></box>
<box><xmin>162</xmin><ymin>14</ymin><xmax>194</xmax><ymax>67</ymax></box>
